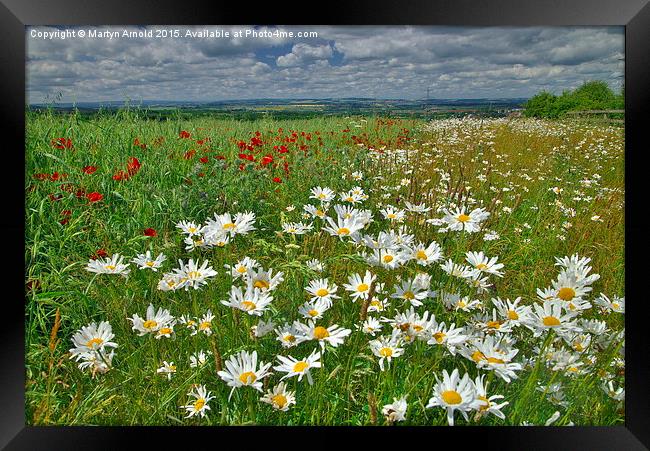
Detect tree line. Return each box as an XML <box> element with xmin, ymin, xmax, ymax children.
<box><xmin>523</xmin><ymin>81</ymin><xmax>624</xmax><ymax>118</ymax></box>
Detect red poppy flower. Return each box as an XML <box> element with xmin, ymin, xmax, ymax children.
<box><xmin>215</xmin><ymin>155</ymin><xmax>226</xmax><ymax>160</ymax></box>
<box><xmin>86</xmin><ymin>192</ymin><xmax>103</xmax><ymax>203</ymax></box>
<box><xmin>90</xmin><ymin>248</ymin><xmax>108</xmax><ymax>260</ymax></box>
<box><xmin>113</xmin><ymin>170</ymin><xmax>129</xmax><ymax>181</ymax></box>
<box><xmin>61</xmin><ymin>210</ymin><xmax>72</xmax><ymax>217</ymax></box>
<box><xmin>184</xmin><ymin>150</ymin><xmax>196</xmax><ymax>160</ymax></box>
<box><xmin>273</xmin><ymin>177</ymin><xmax>282</xmax><ymax>183</ymax></box>
<box><xmin>179</xmin><ymin>130</ymin><xmax>191</xmax><ymax>139</ymax></box>
<box><xmin>261</xmin><ymin>155</ymin><xmax>274</xmax><ymax>166</ymax></box>
<box><xmin>82</xmin><ymin>165</ymin><xmax>98</xmax><ymax>175</ymax></box>
<box><xmin>34</xmin><ymin>173</ymin><xmax>48</xmax><ymax>181</ymax></box>
<box><xmin>126</xmin><ymin>157</ymin><xmax>141</xmax><ymax>176</ymax></box>
<box><xmin>143</xmin><ymin>228</ymin><xmax>157</xmax><ymax>237</ymax></box>
<box><xmin>133</xmin><ymin>138</ymin><xmax>147</xmax><ymax>149</ymax></box>
<box><xmin>199</xmin><ymin>156</ymin><xmax>209</xmax><ymax>164</ymax></box>
<box><xmin>51</xmin><ymin>138</ymin><xmax>73</xmax><ymax>150</ymax></box>
<box><xmin>59</xmin><ymin>218</ymin><xmax>69</xmax><ymax>225</ymax></box>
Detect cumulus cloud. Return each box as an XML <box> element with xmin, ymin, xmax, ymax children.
<box><xmin>26</xmin><ymin>25</ymin><xmax>624</xmax><ymax>103</ymax></box>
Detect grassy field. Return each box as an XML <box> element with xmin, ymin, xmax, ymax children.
<box><xmin>25</xmin><ymin>109</ymin><xmax>624</xmax><ymax>426</ymax></box>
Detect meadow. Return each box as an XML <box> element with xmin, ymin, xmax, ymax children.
<box><xmin>25</xmin><ymin>109</ymin><xmax>625</xmax><ymax>426</ymax></box>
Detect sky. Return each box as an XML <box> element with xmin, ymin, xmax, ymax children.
<box><xmin>26</xmin><ymin>25</ymin><xmax>624</xmax><ymax>104</ymax></box>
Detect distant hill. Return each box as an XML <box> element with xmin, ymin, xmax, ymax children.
<box><xmin>28</xmin><ymin>98</ymin><xmax>527</xmax><ymax>119</ymax></box>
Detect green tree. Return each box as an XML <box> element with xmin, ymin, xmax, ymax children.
<box><xmin>524</xmin><ymin>80</ymin><xmax>623</xmax><ymax>118</ymax></box>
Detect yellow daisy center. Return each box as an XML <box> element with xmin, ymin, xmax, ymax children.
<box><xmin>272</xmin><ymin>394</ymin><xmax>288</xmax><ymax>408</ymax></box>
<box><xmin>486</xmin><ymin>320</ymin><xmax>501</xmax><ymax>329</ymax></box>
<box><xmin>316</xmin><ymin>288</ymin><xmax>329</xmax><ymax>297</ymax></box>
<box><xmin>379</xmin><ymin>347</ymin><xmax>393</xmax><ymax>357</ymax></box>
<box><xmin>236</xmin><ymin>266</ymin><xmax>247</xmax><ymax>273</ymax></box>
<box><xmin>487</xmin><ymin>357</ymin><xmax>505</xmax><ymax>364</ymax></box>
<box><xmin>158</xmin><ymin>327</ymin><xmax>172</xmax><ymax>336</ymax></box>
<box><xmin>337</xmin><ymin>227</ymin><xmax>350</xmax><ymax>235</ymax></box>
<box><xmin>199</xmin><ymin>321</ymin><xmax>211</xmax><ymax>330</ymax></box>
<box><xmin>143</xmin><ymin>320</ymin><xmax>158</xmax><ymax>329</ymax></box>
<box><xmin>543</xmin><ymin>316</ymin><xmax>561</xmax><ymax>326</ymax></box>
<box><xmin>557</xmin><ymin>287</ymin><xmax>576</xmax><ymax>301</ymax></box>
<box><xmin>433</xmin><ymin>332</ymin><xmax>446</xmax><ymax>343</ymax></box>
<box><xmin>507</xmin><ymin>310</ymin><xmax>519</xmax><ymax>320</ymax></box>
<box><xmin>357</xmin><ymin>283</ymin><xmax>369</xmax><ymax>292</ymax></box>
<box><xmin>187</xmin><ymin>271</ymin><xmax>201</xmax><ymax>279</ymax></box>
<box><xmin>254</xmin><ymin>279</ymin><xmax>270</xmax><ymax>290</ymax></box>
<box><xmin>308</xmin><ymin>309</ymin><xmax>319</xmax><ymax>317</ymax></box>
<box><xmin>475</xmin><ymin>263</ymin><xmax>488</xmax><ymax>270</ymax></box>
<box><xmin>387</xmin><ymin>213</ymin><xmax>396</xmax><ymax>219</ymax></box>
<box><xmin>239</xmin><ymin>371</ymin><xmax>257</xmax><ymax>385</ymax></box>
<box><xmin>223</xmin><ymin>222</ymin><xmax>236</xmax><ymax>230</ymax></box>
<box><xmin>284</xmin><ymin>334</ymin><xmax>296</xmax><ymax>343</ymax></box>
<box><xmin>478</xmin><ymin>395</ymin><xmax>490</xmax><ymax>411</ymax></box>
<box><xmin>105</xmin><ymin>265</ymin><xmax>116</xmax><ymax>271</ymax></box>
<box><xmin>472</xmin><ymin>351</ymin><xmax>487</xmax><ymax>363</ymax></box>
<box><xmin>293</xmin><ymin>361</ymin><xmax>308</xmax><ymax>373</ymax></box>
<box><xmin>441</xmin><ymin>390</ymin><xmax>462</xmax><ymax>405</ymax></box>
<box><xmin>403</xmin><ymin>291</ymin><xmax>415</xmax><ymax>300</ymax></box>
<box><xmin>457</xmin><ymin>214</ymin><xmax>471</xmax><ymax>223</ymax></box>
<box><xmin>188</xmin><ymin>227</ymin><xmax>197</xmax><ymax>233</ymax></box>
<box><xmin>193</xmin><ymin>398</ymin><xmax>205</xmax><ymax>411</ymax></box>
<box><xmin>416</xmin><ymin>250</ymin><xmax>428</xmax><ymax>260</ymax></box>
<box><xmin>383</xmin><ymin>255</ymin><xmax>394</xmax><ymax>263</ymax></box>
<box><xmin>313</xmin><ymin>326</ymin><xmax>330</xmax><ymax>340</ymax></box>
<box><xmin>242</xmin><ymin>301</ymin><xmax>257</xmax><ymax>311</ymax></box>
<box><xmin>145</xmin><ymin>261</ymin><xmax>156</xmax><ymax>267</ymax></box>
<box><xmin>86</xmin><ymin>337</ymin><xmax>103</xmax><ymax>348</ymax></box>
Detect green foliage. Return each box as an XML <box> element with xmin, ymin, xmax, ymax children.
<box><xmin>523</xmin><ymin>81</ymin><xmax>623</xmax><ymax>118</ymax></box>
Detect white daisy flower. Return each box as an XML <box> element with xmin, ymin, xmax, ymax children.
<box><xmin>86</xmin><ymin>254</ymin><xmax>130</xmax><ymax>276</ymax></box>
<box><xmin>369</xmin><ymin>330</ymin><xmax>404</xmax><ymax>371</ymax></box>
<box><xmin>190</xmin><ymin>350</ymin><xmax>211</xmax><ymax>368</ymax></box>
<box><xmin>217</xmin><ymin>350</ymin><xmax>272</xmax><ymax>399</ymax></box>
<box><xmin>465</xmin><ymin>251</ymin><xmax>504</xmax><ymax>277</ymax></box>
<box><xmin>426</xmin><ymin>368</ymin><xmax>482</xmax><ymax>426</ymax></box>
<box><xmin>343</xmin><ymin>271</ymin><xmax>375</xmax><ymax>302</ymax></box>
<box><xmin>157</xmin><ymin>361</ymin><xmax>177</xmax><ymax>380</ymax></box>
<box><xmin>274</xmin><ymin>349</ymin><xmax>322</xmax><ymax>385</ymax></box>
<box><xmin>182</xmin><ymin>384</ymin><xmax>214</xmax><ymax>418</ymax></box>
<box><xmin>310</xmin><ymin>186</ymin><xmax>336</xmax><ymax>203</ymax></box>
<box><xmin>131</xmin><ymin>251</ymin><xmax>166</xmax><ymax>271</ymax></box>
<box><xmin>305</xmin><ymin>278</ymin><xmax>340</xmax><ymax>307</ymax></box>
<box><xmin>260</xmin><ymin>382</ymin><xmax>296</xmax><ymax>411</ymax></box>
<box><xmin>296</xmin><ymin>320</ymin><xmax>351</xmax><ymax>351</ymax></box>
<box><xmin>128</xmin><ymin>304</ymin><xmax>175</xmax><ymax>336</ymax></box>
<box><xmin>382</xmin><ymin>396</ymin><xmax>408</xmax><ymax>423</ymax></box>
<box><xmin>221</xmin><ymin>285</ymin><xmax>274</xmax><ymax>316</ymax></box>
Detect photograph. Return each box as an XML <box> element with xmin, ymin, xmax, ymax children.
<box><xmin>24</xmin><ymin>24</ymin><xmax>627</xmax><ymax>428</ymax></box>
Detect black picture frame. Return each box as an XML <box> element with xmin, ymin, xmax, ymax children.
<box><xmin>4</xmin><ymin>0</ymin><xmax>649</xmax><ymax>448</ymax></box>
